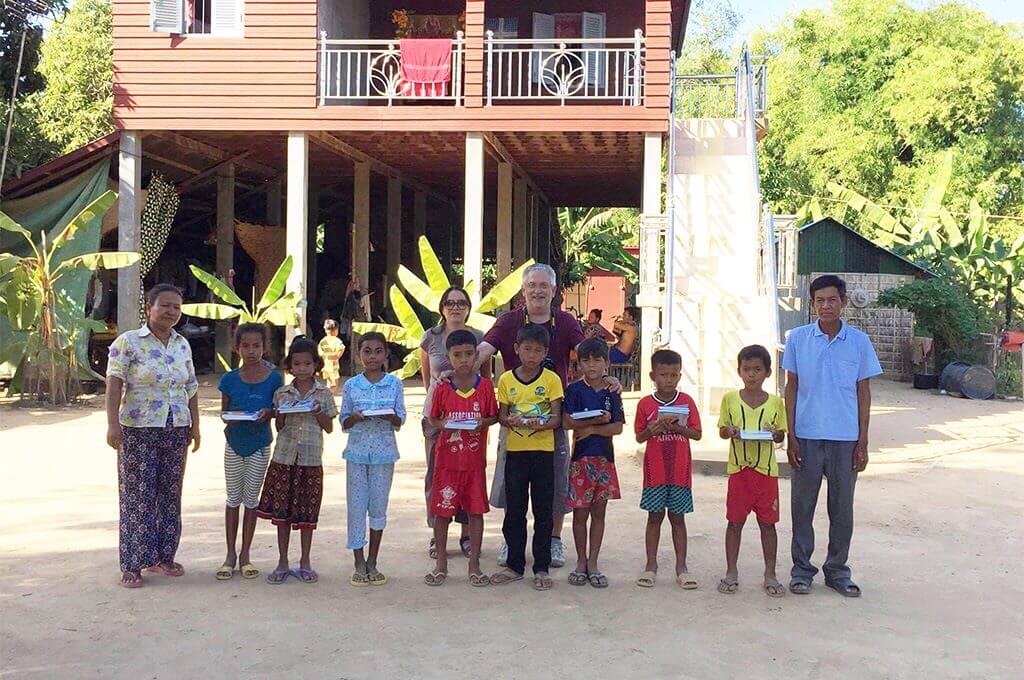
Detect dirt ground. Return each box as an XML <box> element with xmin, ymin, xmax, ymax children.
<box><xmin>1</xmin><ymin>379</ymin><xmax>1022</xmax><ymax>679</ymax></box>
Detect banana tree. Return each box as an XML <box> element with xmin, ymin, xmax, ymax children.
<box><xmin>557</xmin><ymin>207</ymin><xmax>639</xmax><ymax>288</ymax></box>
<box><xmin>0</xmin><ymin>190</ymin><xmax>140</xmax><ymax>404</ymax></box>
<box><xmin>354</xmin><ymin>235</ymin><xmax>534</xmax><ymax>378</ymax></box>
<box><xmin>181</xmin><ymin>255</ymin><xmax>302</xmax><ymax>326</ymax></box>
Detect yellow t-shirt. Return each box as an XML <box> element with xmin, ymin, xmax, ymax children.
<box><xmin>497</xmin><ymin>368</ymin><xmax>564</xmax><ymax>452</ymax></box>
<box><xmin>717</xmin><ymin>391</ymin><xmax>786</xmax><ymax>477</ymax></box>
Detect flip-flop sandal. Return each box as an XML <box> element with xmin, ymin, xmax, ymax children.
<box><xmin>119</xmin><ymin>571</ymin><xmax>143</xmax><ymax>589</ymax></box>
<box><xmin>717</xmin><ymin>577</ymin><xmax>739</xmax><ymax>594</ymax></box>
<box><xmin>367</xmin><ymin>571</ymin><xmax>388</xmax><ymax>586</ymax></box>
<box><xmin>424</xmin><ymin>571</ymin><xmax>448</xmax><ymax>586</ymax></box>
<box><xmin>469</xmin><ymin>572</ymin><xmax>490</xmax><ymax>587</ymax></box>
<box><xmin>428</xmin><ymin>539</ymin><xmax>437</xmax><ymax>560</ymax></box>
<box><xmin>825</xmin><ymin>579</ymin><xmax>862</xmax><ymax>598</ymax></box>
<box><xmin>568</xmin><ymin>570</ymin><xmax>589</xmax><ymax>586</ymax></box>
<box><xmin>533</xmin><ymin>573</ymin><xmax>554</xmax><ymax>591</ymax></box>
<box><xmin>789</xmin><ymin>580</ymin><xmax>812</xmax><ymax>595</ymax></box>
<box><xmin>266</xmin><ymin>568</ymin><xmax>291</xmax><ymax>585</ymax></box>
<box><xmin>677</xmin><ymin>572</ymin><xmax>698</xmax><ymax>590</ymax></box>
<box><xmin>763</xmin><ymin>580</ymin><xmax>786</xmax><ymax>598</ymax></box>
<box><xmin>215</xmin><ymin>563</ymin><xmax>234</xmax><ymax>581</ymax></box>
<box><xmin>350</xmin><ymin>571</ymin><xmax>370</xmax><ymax>587</ymax></box>
<box><xmin>588</xmin><ymin>572</ymin><xmax>609</xmax><ymax>589</ymax></box>
<box><xmin>459</xmin><ymin>537</ymin><xmax>472</xmax><ymax>558</ymax></box>
<box><xmin>295</xmin><ymin>568</ymin><xmax>318</xmax><ymax>584</ymax></box>
<box><xmin>146</xmin><ymin>562</ymin><xmax>185</xmax><ymax>577</ymax></box>
<box><xmin>636</xmin><ymin>570</ymin><xmax>657</xmax><ymax>588</ymax></box>
<box><xmin>490</xmin><ymin>569</ymin><xmax>524</xmax><ymax>585</ymax></box>
<box><xmin>239</xmin><ymin>563</ymin><xmax>260</xmax><ymax>579</ymax></box>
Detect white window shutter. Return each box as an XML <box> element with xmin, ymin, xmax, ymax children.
<box><xmin>531</xmin><ymin>13</ymin><xmax>554</xmax><ymax>83</ymax></box>
<box><xmin>151</xmin><ymin>0</ymin><xmax>184</xmax><ymax>34</ymax></box>
<box><xmin>582</xmin><ymin>12</ymin><xmax>606</xmax><ymax>89</ymax></box>
<box><xmin>212</xmin><ymin>0</ymin><xmax>243</xmax><ymax>36</ymax></box>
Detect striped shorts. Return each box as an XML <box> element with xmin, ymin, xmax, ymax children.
<box><xmin>224</xmin><ymin>444</ymin><xmax>271</xmax><ymax>509</ymax></box>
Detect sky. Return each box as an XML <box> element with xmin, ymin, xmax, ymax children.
<box><xmin>733</xmin><ymin>0</ymin><xmax>1024</xmax><ymax>40</ymax></box>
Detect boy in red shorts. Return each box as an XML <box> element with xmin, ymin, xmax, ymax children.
<box><xmin>562</xmin><ymin>338</ymin><xmax>624</xmax><ymax>589</ymax></box>
<box><xmin>425</xmin><ymin>330</ymin><xmax>498</xmax><ymax>587</ymax></box>
<box><xmin>717</xmin><ymin>344</ymin><xmax>786</xmax><ymax>597</ymax></box>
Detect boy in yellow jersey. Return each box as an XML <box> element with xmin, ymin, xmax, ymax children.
<box><xmin>717</xmin><ymin>345</ymin><xmax>787</xmax><ymax>597</ymax></box>
<box><xmin>490</xmin><ymin>324</ymin><xmax>563</xmax><ymax>591</ymax></box>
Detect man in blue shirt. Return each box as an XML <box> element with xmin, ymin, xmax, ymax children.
<box><xmin>782</xmin><ymin>275</ymin><xmax>882</xmax><ymax>598</ymax></box>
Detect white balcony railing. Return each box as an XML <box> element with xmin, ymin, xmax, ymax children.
<box><xmin>319</xmin><ymin>33</ymin><xmax>464</xmax><ymax>105</ymax></box>
<box><xmin>485</xmin><ymin>30</ymin><xmax>645</xmax><ymax>105</ymax></box>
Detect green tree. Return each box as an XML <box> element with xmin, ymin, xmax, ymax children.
<box><xmin>35</xmin><ymin>0</ymin><xmax>113</xmax><ymax>152</ymax></box>
<box><xmin>675</xmin><ymin>0</ymin><xmax>741</xmax><ymax>75</ymax></box>
<box><xmin>557</xmin><ymin>207</ymin><xmax>638</xmax><ymax>289</ymax></box>
<box><xmin>755</xmin><ymin>0</ymin><xmax>1024</xmax><ymax>238</ymax></box>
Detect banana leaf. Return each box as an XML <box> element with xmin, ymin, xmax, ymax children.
<box><xmin>0</xmin><ymin>210</ymin><xmax>30</xmax><ymax>237</ymax></box>
<box><xmin>417</xmin><ymin>235</ymin><xmax>450</xmax><ymax>291</ymax></box>
<box><xmin>260</xmin><ymin>292</ymin><xmax>301</xmax><ymax>326</ymax></box>
<box><xmin>397</xmin><ymin>265</ymin><xmax>441</xmax><ymax>311</ymax></box>
<box><xmin>467</xmin><ymin>311</ymin><xmax>497</xmax><ymax>332</ymax></box>
<box><xmin>912</xmin><ymin>150</ymin><xmax>952</xmax><ymax>239</ymax></box>
<box><xmin>216</xmin><ymin>353</ymin><xmax>233</xmax><ymax>372</ymax></box>
<box><xmin>256</xmin><ymin>256</ymin><xmax>293</xmax><ymax>312</ymax></box>
<box><xmin>476</xmin><ymin>258</ymin><xmax>535</xmax><ymax>313</ymax></box>
<box><xmin>52</xmin><ymin>190</ymin><xmax>117</xmax><ymax>251</ymax></box>
<box><xmin>393</xmin><ymin>350</ymin><xmax>421</xmax><ymax>379</ymax></box>
<box><xmin>464</xmin><ymin>280</ymin><xmax>477</xmax><ymax>299</ymax></box>
<box><xmin>390</xmin><ymin>285</ymin><xmax>426</xmax><ymax>339</ymax></box>
<box><xmin>0</xmin><ymin>253</ymin><xmax>20</xmax><ymax>277</ymax></box>
<box><xmin>188</xmin><ymin>264</ymin><xmax>246</xmax><ymax>307</ymax></box>
<box><xmin>826</xmin><ymin>182</ymin><xmax>902</xmax><ymax>238</ymax></box>
<box><xmin>181</xmin><ymin>302</ymin><xmax>244</xmax><ymax>321</ymax></box>
<box><xmin>55</xmin><ymin>251</ymin><xmax>140</xmax><ymax>276</ymax></box>
<box><xmin>351</xmin><ymin>321</ymin><xmax>415</xmax><ymax>347</ymax></box>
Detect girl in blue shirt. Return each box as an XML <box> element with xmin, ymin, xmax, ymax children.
<box><xmin>216</xmin><ymin>323</ymin><xmax>282</xmax><ymax>581</ymax></box>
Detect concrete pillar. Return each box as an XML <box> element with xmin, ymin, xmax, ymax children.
<box><xmin>639</xmin><ymin>131</ymin><xmax>663</xmax><ymax>391</ymax></box>
<box><xmin>413</xmin><ymin>191</ymin><xmax>427</xmax><ymax>241</ymax></box>
<box><xmin>266</xmin><ymin>178</ymin><xmax>282</xmax><ymax>225</ymax></box>
<box><xmin>306</xmin><ymin>187</ymin><xmax>320</xmax><ymax>322</ymax></box>
<box><xmin>117</xmin><ymin>131</ymin><xmax>142</xmax><ymax>332</ymax></box>
<box><xmin>513</xmin><ymin>177</ymin><xmax>529</xmax><ymax>267</ymax></box>
<box><xmin>528</xmin><ymin>192</ymin><xmax>538</xmax><ymax>260</ymax></box>
<box><xmin>215</xmin><ymin>163</ymin><xmax>235</xmax><ymax>369</ymax></box>
<box><xmin>386</xmin><ymin>176</ymin><xmax>402</xmax><ymax>291</ymax></box>
<box><xmin>496</xmin><ymin>162</ymin><xmax>513</xmax><ymax>280</ymax></box>
<box><xmin>353</xmin><ymin>161</ymin><xmax>371</xmax><ymax>292</ymax></box>
<box><xmin>286</xmin><ymin>132</ymin><xmax>309</xmax><ymax>342</ymax></box>
<box><xmin>463</xmin><ymin>132</ymin><xmax>485</xmax><ymax>303</ymax></box>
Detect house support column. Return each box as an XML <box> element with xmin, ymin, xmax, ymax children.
<box><xmin>386</xmin><ymin>176</ymin><xmax>402</xmax><ymax>291</ymax></box>
<box><xmin>286</xmin><ymin>132</ymin><xmax>309</xmax><ymax>343</ymax></box>
<box><xmin>413</xmin><ymin>191</ymin><xmax>427</xmax><ymax>242</ymax></box>
<box><xmin>463</xmin><ymin>132</ymin><xmax>485</xmax><ymax>303</ymax></box>
<box><xmin>306</xmin><ymin>187</ymin><xmax>320</xmax><ymax>322</ymax></box>
<box><xmin>266</xmin><ymin>178</ymin><xmax>282</xmax><ymax>225</ymax></box>
<box><xmin>496</xmin><ymin>162</ymin><xmax>513</xmax><ymax>280</ymax></box>
<box><xmin>639</xmin><ymin>131</ymin><xmax>663</xmax><ymax>392</ymax></box>
<box><xmin>117</xmin><ymin>131</ymin><xmax>142</xmax><ymax>332</ymax></box>
<box><xmin>512</xmin><ymin>177</ymin><xmax>529</xmax><ymax>267</ymax></box>
<box><xmin>353</xmin><ymin>161</ymin><xmax>371</xmax><ymax>296</ymax></box>
<box><xmin>215</xmin><ymin>163</ymin><xmax>235</xmax><ymax>369</ymax></box>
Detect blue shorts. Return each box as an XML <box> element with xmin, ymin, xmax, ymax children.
<box><xmin>640</xmin><ymin>485</ymin><xmax>694</xmax><ymax>515</ymax></box>
<box><xmin>609</xmin><ymin>347</ymin><xmax>630</xmax><ymax>363</ymax></box>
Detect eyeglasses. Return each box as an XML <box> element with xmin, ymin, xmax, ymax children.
<box><xmin>444</xmin><ymin>299</ymin><xmax>469</xmax><ymax>309</ymax></box>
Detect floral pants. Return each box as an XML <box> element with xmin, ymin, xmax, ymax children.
<box><xmin>117</xmin><ymin>425</ymin><xmax>189</xmax><ymax>573</ymax></box>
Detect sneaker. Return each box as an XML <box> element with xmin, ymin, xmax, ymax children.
<box><xmin>550</xmin><ymin>537</ymin><xmax>565</xmax><ymax>568</ymax></box>
<box><xmin>498</xmin><ymin>542</ymin><xmax>508</xmax><ymax>567</ymax></box>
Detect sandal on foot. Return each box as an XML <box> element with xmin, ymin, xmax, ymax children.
<box><xmin>350</xmin><ymin>571</ymin><xmax>370</xmax><ymax>587</ymax></box>
<box><xmin>469</xmin><ymin>572</ymin><xmax>490</xmax><ymax>587</ymax></box>
<box><xmin>825</xmin><ymin>578</ymin><xmax>861</xmax><ymax>598</ymax></box>
<box><xmin>789</xmin><ymin>580</ymin><xmax>812</xmax><ymax>595</ymax></box>
<box><xmin>239</xmin><ymin>563</ymin><xmax>259</xmax><ymax>579</ymax></box>
<box><xmin>764</xmin><ymin>579</ymin><xmax>786</xmax><ymax>598</ymax></box>
<box><xmin>588</xmin><ymin>572</ymin><xmax>609</xmax><ymax>589</ymax></box>
<box><xmin>636</xmin><ymin>571</ymin><xmax>657</xmax><ymax>588</ymax></box>
<box><xmin>424</xmin><ymin>571</ymin><xmax>448</xmax><ymax>586</ymax></box>
<box><xmin>266</xmin><ymin>568</ymin><xmax>291</xmax><ymax>585</ymax></box>
<box><xmin>215</xmin><ymin>563</ymin><xmax>234</xmax><ymax>581</ymax></box>
<box><xmin>147</xmin><ymin>562</ymin><xmax>185</xmax><ymax>577</ymax></box>
<box><xmin>677</xmin><ymin>572</ymin><xmax>698</xmax><ymax>590</ymax></box>
<box><xmin>367</xmin><ymin>570</ymin><xmax>388</xmax><ymax>586</ymax></box>
<box><xmin>119</xmin><ymin>571</ymin><xmax>143</xmax><ymax>589</ymax></box>
<box><xmin>568</xmin><ymin>570</ymin><xmax>589</xmax><ymax>586</ymax></box>
<box><xmin>717</xmin><ymin>576</ymin><xmax>739</xmax><ymax>594</ymax></box>
<box><xmin>428</xmin><ymin>538</ymin><xmax>438</xmax><ymax>560</ymax></box>
<box><xmin>533</xmin><ymin>572</ymin><xmax>554</xmax><ymax>591</ymax></box>
<box><xmin>490</xmin><ymin>569</ymin><xmax>524</xmax><ymax>586</ymax></box>
<box><xmin>295</xmin><ymin>568</ymin><xmax>318</xmax><ymax>584</ymax></box>
<box><xmin>459</xmin><ymin>537</ymin><xmax>472</xmax><ymax>558</ymax></box>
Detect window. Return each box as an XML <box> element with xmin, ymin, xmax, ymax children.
<box><xmin>151</xmin><ymin>0</ymin><xmax>242</xmax><ymax>36</ymax></box>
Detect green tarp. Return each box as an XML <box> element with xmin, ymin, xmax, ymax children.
<box><xmin>0</xmin><ymin>160</ymin><xmax>112</xmax><ymax>380</ymax></box>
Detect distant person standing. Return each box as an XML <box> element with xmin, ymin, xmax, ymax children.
<box><xmin>783</xmin><ymin>274</ymin><xmax>882</xmax><ymax>598</ymax></box>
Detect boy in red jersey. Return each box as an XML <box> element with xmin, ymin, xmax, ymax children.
<box><xmin>425</xmin><ymin>330</ymin><xmax>498</xmax><ymax>586</ymax></box>
<box><xmin>634</xmin><ymin>349</ymin><xmax>702</xmax><ymax>590</ymax></box>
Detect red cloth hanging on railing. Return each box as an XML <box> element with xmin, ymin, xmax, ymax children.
<box><xmin>399</xmin><ymin>39</ymin><xmax>452</xmax><ymax>97</ymax></box>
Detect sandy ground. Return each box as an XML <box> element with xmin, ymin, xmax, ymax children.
<box><xmin>1</xmin><ymin>379</ymin><xmax>1022</xmax><ymax>679</ymax></box>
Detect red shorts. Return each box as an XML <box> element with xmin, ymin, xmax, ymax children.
<box><xmin>430</xmin><ymin>466</ymin><xmax>489</xmax><ymax>517</ymax></box>
<box><xmin>566</xmin><ymin>457</ymin><xmax>621</xmax><ymax>509</ymax></box>
<box><xmin>726</xmin><ymin>467</ymin><xmax>779</xmax><ymax>524</ymax></box>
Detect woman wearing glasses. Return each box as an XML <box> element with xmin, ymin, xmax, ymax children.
<box><xmin>419</xmin><ymin>286</ymin><xmax>488</xmax><ymax>559</ymax></box>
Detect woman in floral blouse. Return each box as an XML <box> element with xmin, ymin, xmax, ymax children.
<box><xmin>105</xmin><ymin>284</ymin><xmax>201</xmax><ymax>588</ymax></box>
